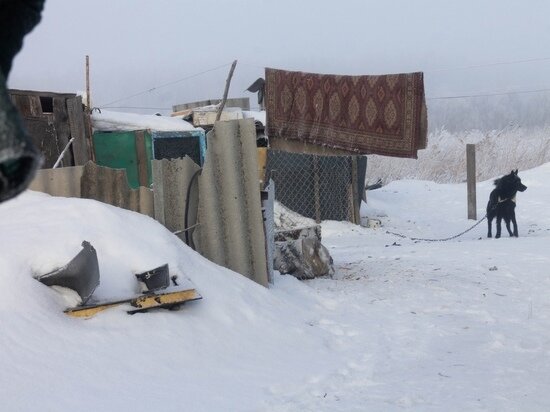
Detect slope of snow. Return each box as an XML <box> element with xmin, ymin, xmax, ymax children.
<box><xmin>0</xmin><ymin>193</ymin><xmax>340</xmax><ymax>411</ymax></box>
<box><xmin>1</xmin><ymin>163</ymin><xmax>549</xmax><ymax>411</ymax></box>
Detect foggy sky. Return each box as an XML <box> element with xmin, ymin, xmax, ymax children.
<box><xmin>8</xmin><ymin>0</ymin><xmax>550</xmax><ymax>122</ymax></box>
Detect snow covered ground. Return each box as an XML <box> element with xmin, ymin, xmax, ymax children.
<box><xmin>1</xmin><ymin>160</ymin><xmax>550</xmax><ymax>411</ymax></box>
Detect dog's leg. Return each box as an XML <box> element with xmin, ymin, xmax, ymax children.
<box><xmin>495</xmin><ymin>216</ymin><xmax>502</xmax><ymax>239</ymax></box>
<box><xmin>512</xmin><ymin>215</ymin><xmax>519</xmax><ymax>237</ymax></box>
<box><xmin>487</xmin><ymin>215</ymin><xmax>493</xmax><ymax>238</ymax></box>
<box><xmin>505</xmin><ymin>219</ymin><xmax>513</xmax><ymax>237</ymax></box>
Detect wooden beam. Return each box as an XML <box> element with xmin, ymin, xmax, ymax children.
<box><xmin>216</xmin><ymin>60</ymin><xmax>238</xmax><ymax>122</ymax></box>
<box><xmin>66</xmin><ymin>95</ymin><xmax>90</xmax><ymax>165</ymax></box>
<box><xmin>84</xmin><ymin>55</ymin><xmax>96</xmax><ymax>161</ymax></box>
<box><xmin>257</xmin><ymin>148</ymin><xmax>267</xmax><ymax>187</ymax></box>
<box><xmin>65</xmin><ymin>301</ymin><xmax>123</xmax><ymax>318</ymax></box>
<box><xmin>351</xmin><ymin>156</ymin><xmax>361</xmax><ymax>224</ymax></box>
<box><xmin>65</xmin><ymin>288</ymin><xmax>201</xmax><ymax>318</ymax></box>
<box><xmin>85</xmin><ymin>55</ymin><xmax>91</xmax><ymax>111</ymax></box>
<box><xmin>313</xmin><ymin>155</ymin><xmax>321</xmax><ymax>223</ymax></box>
<box><xmin>52</xmin><ymin>97</ymin><xmax>74</xmax><ymax>166</ymax></box>
<box><xmin>132</xmin><ymin>289</ymin><xmax>200</xmax><ymax>310</ymax></box>
<box><xmin>134</xmin><ymin>130</ymin><xmax>148</xmax><ymax>187</ymax></box>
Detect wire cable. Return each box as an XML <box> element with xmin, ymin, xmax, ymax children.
<box><xmin>426</xmin><ymin>56</ymin><xmax>550</xmax><ymax>73</ymax></box>
<box><xmin>99</xmin><ymin>106</ymin><xmax>173</xmax><ymax>110</ymax></box>
<box><xmin>99</xmin><ymin>62</ymin><xmax>233</xmax><ymax>108</ymax></box>
<box><xmin>428</xmin><ymin>87</ymin><xmax>550</xmax><ymax>100</ymax></box>
<box><xmin>97</xmin><ymin>56</ymin><xmax>550</xmax><ymax>109</ymax></box>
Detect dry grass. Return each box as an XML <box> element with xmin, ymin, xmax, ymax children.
<box><xmin>366</xmin><ymin>125</ymin><xmax>550</xmax><ymax>184</ymax></box>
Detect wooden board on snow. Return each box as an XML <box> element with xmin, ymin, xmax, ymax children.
<box><xmin>65</xmin><ymin>288</ymin><xmax>202</xmax><ymax>318</ymax></box>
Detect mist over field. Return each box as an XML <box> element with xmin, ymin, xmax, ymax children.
<box><xmin>428</xmin><ymin>94</ymin><xmax>550</xmax><ymax>132</ymax></box>
<box><xmin>8</xmin><ymin>0</ymin><xmax>550</xmax><ymax>135</ymax></box>
<box><xmin>6</xmin><ymin>0</ymin><xmax>550</xmax><ymax>185</ymax></box>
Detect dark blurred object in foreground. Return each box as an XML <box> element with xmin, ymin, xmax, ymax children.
<box><xmin>0</xmin><ymin>0</ymin><xmax>45</xmax><ymax>203</ymax></box>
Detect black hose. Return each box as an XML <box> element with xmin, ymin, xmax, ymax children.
<box><xmin>184</xmin><ymin>168</ymin><xmax>202</xmax><ymax>247</ymax></box>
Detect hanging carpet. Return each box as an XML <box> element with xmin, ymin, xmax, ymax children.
<box><xmin>265</xmin><ymin>68</ymin><xmax>427</xmax><ymax>159</ymax></box>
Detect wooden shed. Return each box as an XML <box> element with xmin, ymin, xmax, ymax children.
<box><xmin>8</xmin><ymin>89</ymin><xmax>91</xmax><ymax>168</ymax></box>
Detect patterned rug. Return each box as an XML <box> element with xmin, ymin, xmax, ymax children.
<box><xmin>265</xmin><ymin>68</ymin><xmax>427</xmax><ymax>158</ymax></box>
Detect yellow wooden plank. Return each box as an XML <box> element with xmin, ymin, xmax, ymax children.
<box><xmin>65</xmin><ymin>302</ymin><xmax>123</xmax><ymax>318</ymax></box>
<box><xmin>131</xmin><ymin>289</ymin><xmax>199</xmax><ymax>309</ymax></box>
<box><xmin>64</xmin><ymin>289</ymin><xmax>200</xmax><ymax>318</ymax></box>
<box><xmin>257</xmin><ymin>148</ymin><xmax>267</xmax><ymax>186</ymax></box>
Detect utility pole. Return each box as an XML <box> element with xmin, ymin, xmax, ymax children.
<box><xmin>85</xmin><ymin>55</ymin><xmax>95</xmax><ymax>161</ymax></box>
<box><xmin>85</xmin><ymin>55</ymin><xmax>91</xmax><ymax>111</ymax></box>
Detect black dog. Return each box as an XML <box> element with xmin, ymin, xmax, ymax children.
<box><xmin>487</xmin><ymin>169</ymin><xmax>527</xmax><ymax>238</ymax></box>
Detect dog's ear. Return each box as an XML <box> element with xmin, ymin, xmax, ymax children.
<box><xmin>515</xmin><ymin>169</ymin><xmax>519</xmax><ymax>174</ymax></box>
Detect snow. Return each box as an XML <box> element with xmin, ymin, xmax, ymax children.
<box><xmin>92</xmin><ymin>110</ymin><xmax>198</xmax><ymax>132</ymax></box>
<box><xmin>274</xmin><ymin>201</ymin><xmax>317</xmax><ymax>230</ymax></box>
<box><xmin>90</xmin><ymin>109</ymin><xmax>265</xmax><ymax>133</ymax></box>
<box><xmin>194</xmin><ymin>104</ymin><xmax>242</xmax><ymax>113</ymax></box>
<box><xmin>1</xmin><ymin>159</ymin><xmax>550</xmax><ymax>410</ymax></box>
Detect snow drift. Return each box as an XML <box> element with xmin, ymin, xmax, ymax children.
<box><xmin>1</xmin><ymin>157</ymin><xmax>550</xmax><ymax>410</ymax></box>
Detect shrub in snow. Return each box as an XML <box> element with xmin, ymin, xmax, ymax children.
<box><xmin>366</xmin><ymin>125</ymin><xmax>550</xmax><ymax>184</ymax></box>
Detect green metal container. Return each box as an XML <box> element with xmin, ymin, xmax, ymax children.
<box><xmin>93</xmin><ymin>130</ymin><xmax>153</xmax><ymax>189</ymax></box>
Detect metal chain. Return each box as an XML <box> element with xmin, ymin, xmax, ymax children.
<box><xmin>385</xmin><ymin>214</ymin><xmax>488</xmax><ymax>242</ymax></box>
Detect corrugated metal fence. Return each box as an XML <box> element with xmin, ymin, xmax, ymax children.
<box><xmin>152</xmin><ymin>157</ymin><xmax>200</xmax><ymax>247</ymax></box>
<box><xmin>29</xmin><ymin>161</ymin><xmax>154</xmax><ymax>216</ymax></box>
<box><xmin>194</xmin><ymin>119</ymin><xmax>269</xmax><ymax>287</ymax></box>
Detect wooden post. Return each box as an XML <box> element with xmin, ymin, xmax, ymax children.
<box><xmin>85</xmin><ymin>55</ymin><xmax>96</xmax><ymax>161</ymax></box>
<box><xmin>313</xmin><ymin>155</ymin><xmax>321</xmax><ymax>223</ymax></box>
<box><xmin>216</xmin><ymin>60</ymin><xmax>238</xmax><ymax>121</ymax></box>
<box><xmin>467</xmin><ymin>144</ymin><xmax>477</xmax><ymax>220</ymax></box>
<box><xmin>134</xmin><ymin>130</ymin><xmax>148</xmax><ymax>187</ymax></box>
<box><xmin>351</xmin><ymin>156</ymin><xmax>361</xmax><ymax>224</ymax></box>
<box><xmin>85</xmin><ymin>55</ymin><xmax>91</xmax><ymax>111</ymax></box>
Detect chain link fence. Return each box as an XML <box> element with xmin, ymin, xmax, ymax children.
<box><xmin>265</xmin><ymin>150</ymin><xmax>366</xmax><ymax>224</ymax></box>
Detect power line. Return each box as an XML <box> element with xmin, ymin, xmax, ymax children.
<box><xmin>428</xmin><ymin>87</ymin><xmax>550</xmax><ymax>100</ymax></box>
<box><xmin>426</xmin><ymin>56</ymin><xmax>550</xmax><ymax>73</ymax></box>
<box><xmin>99</xmin><ymin>106</ymin><xmax>172</xmax><ymax>110</ymax></box>
<box><xmin>103</xmin><ymin>88</ymin><xmax>550</xmax><ymax>110</ymax></box>
<box><xmin>243</xmin><ymin>55</ymin><xmax>550</xmax><ymax>75</ymax></box>
<box><xmin>97</xmin><ymin>56</ymin><xmax>550</xmax><ymax>110</ymax></box>
<box><xmin>99</xmin><ymin>62</ymin><xmax>232</xmax><ymax>108</ymax></box>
